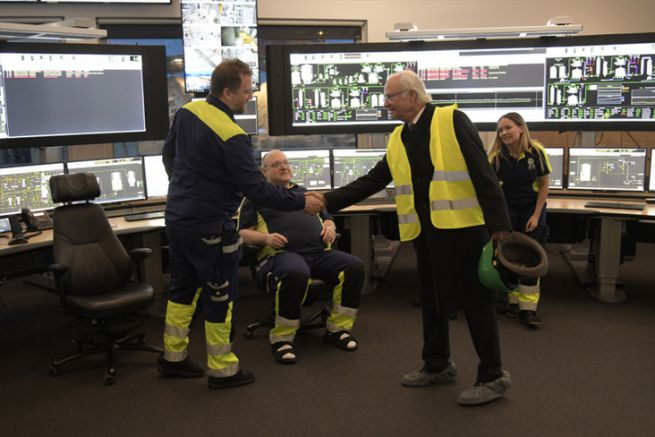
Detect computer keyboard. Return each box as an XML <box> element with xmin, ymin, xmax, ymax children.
<box><xmin>124</xmin><ymin>211</ymin><xmax>165</xmax><ymax>221</ymax></box>
<box><xmin>584</xmin><ymin>201</ymin><xmax>645</xmax><ymax>211</ymax></box>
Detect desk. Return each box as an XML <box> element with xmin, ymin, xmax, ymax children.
<box><xmin>0</xmin><ymin>217</ymin><xmax>167</xmax><ymax>296</ymax></box>
<box><xmin>337</xmin><ymin>198</ymin><xmax>655</xmax><ymax>303</ymax></box>
<box><xmin>547</xmin><ymin>198</ymin><xmax>655</xmax><ymax>303</ymax></box>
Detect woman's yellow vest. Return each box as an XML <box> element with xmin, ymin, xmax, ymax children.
<box><xmin>386</xmin><ymin>105</ymin><xmax>485</xmax><ymax>241</ymax></box>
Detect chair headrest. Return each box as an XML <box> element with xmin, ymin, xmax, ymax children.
<box><xmin>50</xmin><ymin>173</ymin><xmax>100</xmax><ymax>203</ymax></box>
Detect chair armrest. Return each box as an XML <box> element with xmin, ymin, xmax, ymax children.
<box><xmin>47</xmin><ymin>264</ymin><xmax>69</xmax><ymax>296</ymax></box>
<box><xmin>130</xmin><ymin>248</ymin><xmax>153</xmax><ymax>264</ymax></box>
<box><xmin>47</xmin><ymin>263</ymin><xmax>69</xmax><ymax>278</ymax></box>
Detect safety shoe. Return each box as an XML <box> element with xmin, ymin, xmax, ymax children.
<box><xmin>505</xmin><ymin>304</ymin><xmax>519</xmax><ymax>318</ymax></box>
<box><xmin>157</xmin><ymin>355</ymin><xmax>205</xmax><ymax>378</ymax></box>
<box><xmin>208</xmin><ymin>370</ymin><xmax>254</xmax><ymax>389</ymax></box>
<box><xmin>401</xmin><ymin>362</ymin><xmax>457</xmax><ymax>387</ymax></box>
<box><xmin>519</xmin><ymin>310</ymin><xmax>542</xmax><ymax>329</ymax></box>
<box><xmin>457</xmin><ymin>370</ymin><xmax>511</xmax><ymax>406</ymax></box>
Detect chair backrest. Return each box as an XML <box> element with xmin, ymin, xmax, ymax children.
<box><xmin>50</xmin><ymin>173</ymin><xmax>132</xmax><ymax>296</ymax></box>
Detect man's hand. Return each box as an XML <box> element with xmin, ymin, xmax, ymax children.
<box><xmin>321</xmin><ymin>220</ymin><xmax>336</xmax><ymax>244</ymax></box>
<box><xmin>491</xmin><ymin>230</ymin><xmax>510</xmax><ymax>242</ymax></box>
<box><xmin>304</xmin><ymin>191</ymin><xmax>325</xmax><ymax>215</ymax></box>
<box><xmin>265</xmin><ymin>232</ymin><xmax>288</xmax><ymax>249</ymax></box>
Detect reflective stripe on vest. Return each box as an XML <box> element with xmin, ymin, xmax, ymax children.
<box><xmin>387</xmin><ymin>105</ymin><xmax>484</xmax><ymax>241</ymax></box>
<box><xmin>184</xmin><ymin>100</ymin><xmax>245</xmax><ymax>141</ymax></box>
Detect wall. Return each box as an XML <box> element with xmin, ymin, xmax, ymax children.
<box><xmin>3</xmin><ymin>0</ymin><xmax>655</xmax><ymax>149</ymax></box>
<box><xmin>3</xmin><ymin>0</ymin><xmax>655</xmax><ymax>42</ymax></box>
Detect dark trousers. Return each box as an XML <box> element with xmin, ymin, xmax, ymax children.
<box><xmin>509</xmin><ymin>207</ymin><xmax>548</xmax><ymax>286</ymax></box>
<box><xmin>413</xmin><ymin>226</ymin><xmax>503</xmax><ymax>384</ymax></box>
<box><xmin>256</xmin><ymin>250</ymin><xmax>363</xmax><ymax>321</ymax></box>
<box><xmin>167</xmin><ymin>225</ymin><xmax>241</xmax><ymax>323</ymax></box>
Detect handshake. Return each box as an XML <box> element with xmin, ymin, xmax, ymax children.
<box><xmin>304</xmin><ymin>191</ymin><xmax>326</xmax><ymax>215</ymax></box>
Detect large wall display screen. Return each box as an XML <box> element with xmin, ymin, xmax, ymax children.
<box><xmin>568</xmin><ymin>148</ymin><xmax>646</xmax><ymax>192</ymax></box>
<box><xmin>267</xmin><ymin>33</ymin><xmax>655</xmax><ymax>135</ymax></box>
<box><xmin>0</xmin><ymin>42</ymin><xmax>169</xmax><ymax>149</ymax></box>
<box><xmin>181</xmin><ymin>0</ymin><xmax>258</xmax><ymax>94</ymax></box>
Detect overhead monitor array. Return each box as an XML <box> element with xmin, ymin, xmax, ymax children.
<box><xmin>266</xmin><ymin>33</ymin><xmax>655</xmax><ymax>135</ymax></box>
<box><xmin>181</xmin><ymin>0</ymin><xmax>258</xmax><ymax>94</ymax></box>
<box><xmin>0</xmin><ymin>42</ymin><xmax>169</xmax><ymax>149</ymax></box>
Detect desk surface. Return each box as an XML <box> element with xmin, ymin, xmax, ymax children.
<box><xmin>0</xmin><ymin>217</ymin><xmax>165</xmax><ymax>256</ymax></box>
<box><xmin>340</xmin><ymin>197</ymin><xmax>655</xmax><ymax>219</ymax></box>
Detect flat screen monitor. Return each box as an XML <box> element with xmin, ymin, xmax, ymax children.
<box><xmin>568</xmin><ymin>148</ymin><xmax>646</xmax><ymax>192</ymax></box>
<box><xmin>66</xmin><ymin>157</ymin><xmax>146</xmax><ymax>204</ymax></box>
<box><xmin>0</xmin><ymin>162</ymin><xmax>64</xmax><ymax>216</ymax></box>
<box><xmin>267</xmin><ymin>33</ymin><xmax>655</xmax><ymax>135</ymax></box>
<box><xmin>144</xmin><ymin>155</ymin><xmax>169</xmax><ymax>199</ymax></box>
<box><xmin>545</xmin><ymin>147</ymin><xmax>564</xmax><ymax>189</ymax></box>
<box><xmin>181</xmin><ymin>0</ymin><xmax>259</xmax><ymax>94</ymax></box>
<box><xmin>0</xmin><ymin>42</ymin><xmax>169</xmax><ymax>149</ymax></box>
<box><xmin>261</xmin><ymin>149</ymin><xmax>331</xmax><ymax>190</ymax></box>
<box><xmin>0</xmin><ymin>216</ymin><xmax>9</xmax><ymax>233</ymax></box>
<box><xmin>332</xmin><ymin>148</ymin><xmax>389</xmax><ymax>188</ymax></box>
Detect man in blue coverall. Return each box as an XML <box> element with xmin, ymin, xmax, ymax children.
<box><xmin>239</xmin><ymin>149</ymin><xmax>364</xmax><ymax>365</ymax></box>
<box><xmin>157</xmin><ymin>59</ymin><xmax>323</xmax><ymax>389</ymax></box>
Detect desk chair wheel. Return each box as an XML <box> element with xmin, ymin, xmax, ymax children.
<box><xmin>48</xmin><ymin>364</ymin><xmax>60</xmax><ymax>377</ymax></box>
<box><xmin>104</xmin><ymin>374</ymin><xmax>115</xmax><ymax>386</ymax></box>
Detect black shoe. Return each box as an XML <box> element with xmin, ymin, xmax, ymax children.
<box><xmin>505</xmin><ymin>304</ymin><xmax>519</xmax><ymax>318</ymax></box>
<box><xmin>519</xmin><ymin>310</ymin><xmax>541</xmax><ymax>329</ymax></box>
<box><xmin>157</xmin><ymin>355</ymin><xmax>205</xmax><ymax>378</ymax></box>
<box><xmin>324</xmin><ymin>330</ymin><xmax>358</xmax><ymax>351</ymax></box>
<box><xmin>272</xmin><ymin>341</ymin><xmax>297</xmax><ymax>365</ymax></box>
<box><xmin>208</xmin><ymin>370</ymin><xmax>255</xmax><ymax>389</ymax></box>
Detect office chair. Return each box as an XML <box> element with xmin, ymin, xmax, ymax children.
<box><xmin>47</xmin><ymin>173</ymin><xmax>162</xmax><ymax>385</ymax></box>
<box><xmin>241</xmin><ymin>244</ymin><xmax>333</xmax><ymax>340</ymax></box>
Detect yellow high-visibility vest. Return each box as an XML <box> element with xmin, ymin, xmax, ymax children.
<box><xmin>387</xmin><ymin>105</ymin><xmax>485</xmax><ymax>241</ymax></box>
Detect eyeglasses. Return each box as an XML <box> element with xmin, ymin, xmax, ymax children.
<box><xmin>383</xmin><ymin>90</ymin><xmax>407</xmax><ymax>101</ymax></box>
<box><xmin>267</xmin><ymin>160</ymin><xmax>291</xmax><ymax>169</ymax></box>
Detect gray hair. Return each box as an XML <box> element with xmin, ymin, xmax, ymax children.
<box><xmin>389</xmin><ymin>70</ymin><xmax>431</xmax><ymax>104</ymax></box>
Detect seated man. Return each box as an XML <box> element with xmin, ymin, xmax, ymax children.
<box><xmin>238</xmin><ymin>149</ymin><xmax>365</xmax><ymax>365</ymax></box>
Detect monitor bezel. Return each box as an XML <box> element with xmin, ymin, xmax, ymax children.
<box><xmin>0</xmin><ymin>42</ymin><xmax>169</xmax><ymax>149</ymax></box>
<box><xmin>267</xmin><ymin>32</ymin><xmax>655</xmax><ymax>135</ymax></box>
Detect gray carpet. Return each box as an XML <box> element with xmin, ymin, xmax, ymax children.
<box><xmin>1</xmin><ymin>242</ymin><xmax>654</xmax><ymax>436</ymax></box>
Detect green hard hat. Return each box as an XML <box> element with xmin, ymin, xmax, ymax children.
<box><xmin>478</xmin><ymin>240</ymin><xmax>515</xmax><ymax>293</ymax></box>
<box><xmin>478</xmin><ymin>232</ymin><xmax>549</xmax><ymax>293</ymax></box>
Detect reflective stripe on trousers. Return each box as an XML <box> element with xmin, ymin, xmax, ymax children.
<box><xmin>269</xmin><ymin>315</ymin><xmax>301</xmax><ymax>344</ymax></box>
<box><xmin>509</xmin><ymin>281</ymin><xmax>540</xmax><ymax>311</ymax></box>
<box><xmin>163</xmin><ymin>287</ymin><xmax>202</xmax><ymax>362</ymax></box>
<box><xmin>326</xmin><ymin>302</ymin><xmax>359</xmax><ymax>333</ymax></box>
<box><xmin>205</xmin><ymin>302</ymin><xmax>239</xmax><ymax>377</ymax></box>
